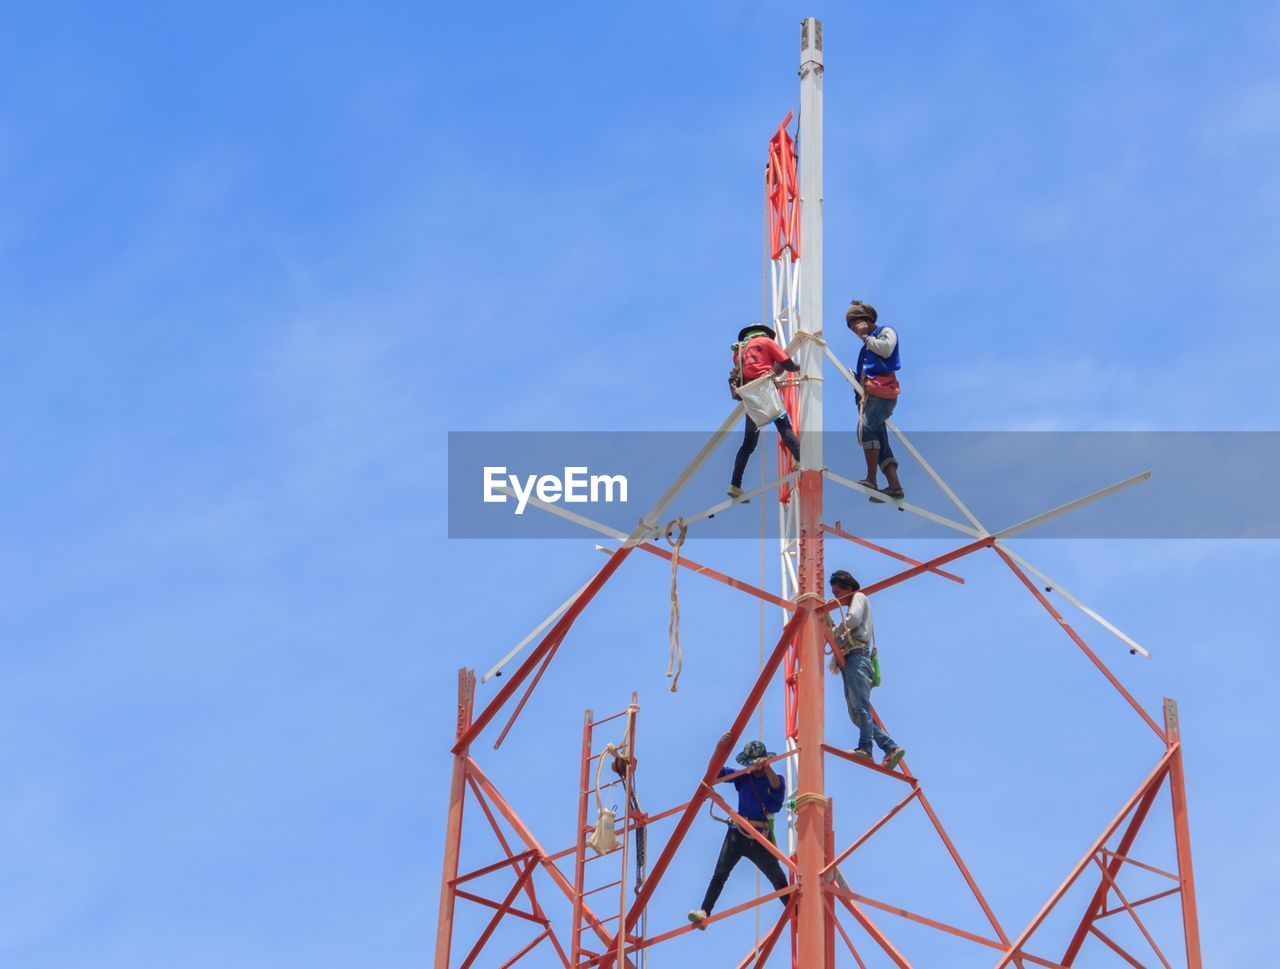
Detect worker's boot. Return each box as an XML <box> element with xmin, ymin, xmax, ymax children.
<box><xmin>882</xmin><ymin>462</ymin><xmax>905</xmax><ymax>500</ymax></box>
<box><xmin>688</xmin><ymin>909</ymin><xmax>709</xmax><ymax>930</ymax></box>
<box><xmin>882</xmin><ymin>747</ymin><xmax>906</xmax><ymax>771</ymax></box>
<box><xmin>851</xmin><ymin>748</ymin><xmax>873</xmax><ymax>761</ymax></box>
<box><xmin>727</xmin><ymin>485</ymin><xmax>749</xmax><ymax>503</ymax></box>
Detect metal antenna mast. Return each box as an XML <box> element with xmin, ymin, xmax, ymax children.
<box><xmin>791</xmin><ymin>16</ymin><xmax>830</xmax><ymax>969</ymax></box>
<box><xmin>433</xmin><ymin>17</ymin><xmax>1202</xmax><ymax>969</ymax></box>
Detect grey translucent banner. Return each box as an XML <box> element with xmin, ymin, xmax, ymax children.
<box><xmin>447</xmin><ymin>431</ymin><xmax>1280</xmax><ymax>539</ymax></box>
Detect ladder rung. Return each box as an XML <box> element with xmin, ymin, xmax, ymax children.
<box><xmin>589</xmin><ymin>709</ymin><xmax>631</xmax><ymax>728</ymax></box>
<box><xmin>582</xmin><ymin>879</ymin><xmax>623</xmax><ymax>898</ymax></box>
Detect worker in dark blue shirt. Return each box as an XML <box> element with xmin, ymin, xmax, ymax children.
<box><xmin>688</xmin><ymin>736</ymin><xmax>789</xmax><ymax>929</ymax></box>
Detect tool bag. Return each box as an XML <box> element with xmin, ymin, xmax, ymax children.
<box><xmin>870</xmin><ymin>623</ymin><xmax>883</xmax><ymax>687</ymax></box>
<box><xmin>736</xmin><ymin>371</ymin><xmax>786</xmax><ymax>426</ymax></box>
<box><xmin>587</xmin><ymin>743</ymin><xmax>621</xmax><ymax>855</ymax></box>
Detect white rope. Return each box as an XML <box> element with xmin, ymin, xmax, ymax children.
<box><xmin>665</xmin><ymin>519</ymin><xmax>688</xmax><ymax>692</ymax></box>
<box><xmin>588</xmin><ymin>742</ymin><xmax>621</xmax><ymax>855</ymax></box>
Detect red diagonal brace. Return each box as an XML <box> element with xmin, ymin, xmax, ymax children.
<box><xmin>824</xmin><ymin>521</ymin><xmax>965</xmax><ymax>584</ymax></box>
<box><xmin>736</xmin><ymin>893</ymin><xmax>796</xmax><ymax>969</ymax></box>
<box><xmin>995</xmin><ymin>749</ymin><xmax>1174</xmax><ymax>969</ymax></box>
<box><xmin>456</xmin><ymin>545</ymin><xmax>632</xmax><ymax>752</ymax></box>
<box><xmin>600</xmin><ymin>611</ymin><xmax>805</xmax><ymax>967</ymax></box>
<box><xmin>995</xmin><ymin>546</ymin><xmax>1167</xmax><ymax>742</ymax></box>
<box><xmin>624</xmin><ymin>541</ymin><xmax>797</xmax><ymax>611</ymax></box>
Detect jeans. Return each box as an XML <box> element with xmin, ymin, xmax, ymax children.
<box><xmin>858</xmin><ymin>395</ymin><xmax>897</xmax><ymax>471</ymax></box>
<box><xmin>700</xmin><ymin>826</ymin><xmax>790</xmax><ymax>914</ymax></box>
<box><xmin>732</xmin><ymin>414</ymin><xmax>801</xmax><ymax>488</ymax></box>
<box><xmin>840</xmin><ymin>651</ymin><xmax>898</xmax><ymax>754</ymax></box>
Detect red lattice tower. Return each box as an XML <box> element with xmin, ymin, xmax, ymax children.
<box><xmin>434</xmin><ymin>18</ymin><xmax>1201</xmax><ymax>969</ymax></box>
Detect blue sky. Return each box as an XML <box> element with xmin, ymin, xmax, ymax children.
<box><xmin>1</xmin><ymin>2</ymin><xmax>1277</xmax><ymax>966</ymax></box>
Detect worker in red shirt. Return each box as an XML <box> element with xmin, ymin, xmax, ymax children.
<box><xmin>728</xmin><ymin>324</ymin><xmax>800</xmax><ymax>501</ymax></box>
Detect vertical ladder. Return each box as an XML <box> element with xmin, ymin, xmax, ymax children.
<box><xmin>569</xmin><ymin>695</ymin><xmax>642</xmax><ymax>969</ymax></box>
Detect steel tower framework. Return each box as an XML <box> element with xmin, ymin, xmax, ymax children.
<box><xmin>434</xmin><ymin>18</ymin><xmax>1201</xmax><ymax>969</ymax></box>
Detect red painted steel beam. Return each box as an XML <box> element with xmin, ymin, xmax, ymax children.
<box><xmin>451</xmin><ymin>849</ymin><xmax>537</xmax><ymax>887</ymax></box>
<box><xmin>1100</xmin><ymin>849</ymin><xmax>1180</xmax><ymax>883</ymax></box>
<box><xmin>738</xmin><ymin>895</ymin><xmax>796</xmax><ymax>969</ymax></box>
<box><xmin>1089</xmin><ymin>854</ymin><xmax>1173</xmax><ymax>969</ymax></box>
<box><xmin>702</xmin><ymin>784</ymin><xmax>799</xmax><ymax>874</ymax></box>
<box><xmin>824</xmin><ymin>800</ymin><xmax>836</xmax><ymax>967</ymax></box>
<box><xmin>570</xmin><ymin>709</ymin><xmax>593</xmax><ymax>965</ymax></box>
<box><xmin>465</xmin><ymin>758</ymin><xmax>639</xmax><ymax>969</ymax></box>
<box><xmin>434</xmin><ymin>670</ymin><xmax>474</xmax><ymax>969</ymax></box>
<box><xmin>454</xmin><ymin>545</ymin><xmax>632</xmax><ymax>753</ymax></box>
<box><xmin>823</xmin><ymin>521</ymin><xmax>965</xmax><ymax>584</ymax></box>
<box><xmin>852</xmin><ymin>536</ymin><xmax>993</xmax><ymax>601</ymax></box>
<box><xmin>492</xmin><ymin>633</ymin><xmax>565</xmax><ymax>750</ymax></box>
<box><xmin>821</xmin><ymin>743</ymin><xmax>917</xmax><ymax>785</ymax></box>
<box><xmin>717</xmin><ymin>748</ymin><xmax>798</xmax><ymax>785</ymax></box>
<box><xmin>458</xmin><ymin>856</ymin><xmax>538</xmax><ymax>969</ymax></box>
<box><xmin>828</xmin><ymin>887</ymin><xmax>1066</xmax><ymax>969</ymax></box>
<box><xmin>863</xmin><ymin>712</ymin><xmax>1024</xmax><ymax>969</ymax></box>
<box><xmin>825</xmin><ymin>893</ymin><xmax>869</xmax><ymax>969</ymax></box>
<box><xmin>452</xmin><ymin>888</ymin><xmax>544</xmax><ymax>925</ymax></box>
<box><xmin>994</xmin><ymin>546</ymin><xmax>1167</xmax><ymax>743</ymax></box>
<box><xmin>823</xmin><ymin>787</ymin><xmax>919</xmax><ymax>875</ymax></box>
<box><xmin>833</xmin><ymin>893</ymin><xmax>912</xmax><ymax>968</ymax></box>
<box><xmin>1089</xmin><ymin>925</ymin><xmax>1147</xmax><ymax>969</ymax></box>
<box><xmin>602</xmin><ymin>611</ymin><xmax>804</xmax><ymax>965</ymax></box>
<box><xmin>624</xmin><ymin>541</ymin><xmax>797</xmax><ymax>611</ymax></box>
<box><xmin>995</xmin><ymin>749</ymin><xmax>1175</xmax><ymax>969</ymax></box>
<box><xmin>495</xmin><ymin>928</ymin><xmax>552</xmax><ymax>969</ymax></box>
<box><xmin>793</xmin><ymin>468</ymin><xmax>829</xmax><ymax>969</ymax></box>
<box><xmin>1060</xmin><ymin>770</ymin><xmax>1165</xmax><ymax>964</ymax></box>
<box><xmin>543</xmin><ymin>799</ymin><xmax>693</xmax><ymax>865</ymax></box>
<box><xmin>1099</xmin><ymin>886</ymin><xmax>1181</xmax><ymax>919</ymax></box>
<box><xmin>1164</xmin><ymin>698</ymin><xmax>1203</xmax><ymax>968</ymax></box>
<box><xmin>576</xmin><ymin>887</ymin><xmax>795</xmax><ymax>967</ymax></box>
<box><xmin>455</xmin><ymin>768</ymin><xmax>565</xmax><ymax>962</ymax></box>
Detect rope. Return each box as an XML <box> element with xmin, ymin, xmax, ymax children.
<box><xmin>791</xmin><ymin>329</ymin><xmax>827</xmax><ymax>348</ymax></box>
<box><xmin>664</xmin><ymin>519</ymin><xmax>688</xmax><ymax>692</ymax></box>
<box><xmin>792</xmin><ymin>792</ymin><xmax>830</xmax><ymax>810</ymax></box>
<box><xmin>610</xmin><ymin>712</ymin><xmax>647</xmax><ymax>969</ymax></box>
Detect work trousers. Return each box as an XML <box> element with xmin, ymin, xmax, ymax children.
<box><xmin>857</xmin><ymin>394</ymin><xmax>898</xmax><ymax>470</ymax></box>
<box><xmin>732</xmin><ymin>414</ymin><xmax>801</xmax><ymax>488</ymax></box>
<box><xmin>700</xmin><ymin>826</ymin><xmax>790</xmax><ymax>914</ymax></box>
<box><xmin>840</xmin><ymin>650</ymin><xmax>899</xmax><ymax>755</ymax></box>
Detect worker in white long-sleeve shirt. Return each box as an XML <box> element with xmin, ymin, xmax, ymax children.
<box><xmin>846</xmin><ymin>300</ymin><xmax>905</xmax><ymax>501</ymax></box>
<box><xmin>827</xmin><ymin>569</ymin><xmax>906</xmax><ymax>770</ymax></box>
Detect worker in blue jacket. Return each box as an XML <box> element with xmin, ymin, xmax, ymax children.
<box><xmin>847</xmin><ymin>300</ymin><xmax>905</xmax><ymax>501</ymax></box>
<box><xmin>688</xmin><ymin>737</ymin><xmax>789</xmax><ymax>929</ymax></box>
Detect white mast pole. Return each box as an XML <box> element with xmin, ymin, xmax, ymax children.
<box><xmin>797</xmin><ymin>18</ymin><xmax>824</xmax><ymax>469</ymax></box>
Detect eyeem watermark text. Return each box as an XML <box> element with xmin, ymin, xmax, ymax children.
<box><xmin>483</xmin><ymin>466</ymin><xmax>629</xmax><ymax>515</ymax></box>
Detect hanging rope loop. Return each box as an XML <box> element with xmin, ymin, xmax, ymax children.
<box><xmin>664</xmin><ymin>519</ymin><xmax>688</xmax><ymax>692</ymax></box>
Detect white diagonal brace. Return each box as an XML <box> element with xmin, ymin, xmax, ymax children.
<box><xmin>884</xmin><ymin>423</ymin><xmax>987</xmax><ymax>535</ymax></box>
<box><xmin>628</xmin><ymin>402</ymin><xmax>745</xmax><ymax>546</ymax></box>
<box><xmin>493</xmin><ymin>485</ymin><xmax>631</xmax><ymax>542</ymax></box>
<box><xmin>993</xmin><ymin>470</ymin><xmax>1153</xmax><ymax>540</ymax></box>
<box><xmin>823</xmin><ymin>342</ymin><xmax>988</xmax><ymax>536</ymax></box>
<box><xmin>995</xmin><ymin>544</ymin><xmax>1152</xmax><ymax>659</ymax></box>
<box><xmin>481</xmin><ymin>577</ymin><xmax>595</xmax><ymax>684</ymax></box>
<box><xmin>677</xmin><ymin>471</ymin><xmax>800</xmax><ymax>528</ymax></box>
<box><xmin>824</xmin><ymin>469</ymin><xmax>981</xmax><ymax>538</ymax></box>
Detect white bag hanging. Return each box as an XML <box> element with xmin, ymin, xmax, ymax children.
<box><xmin>736</xmin><ymin>371</ymin><xmax>785</xmax><ymax>427</ymax></box>
<box><xmin>587</xmin><ymin>743</ymin><xmax>621</xmax><ymax>855</ymax></box>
